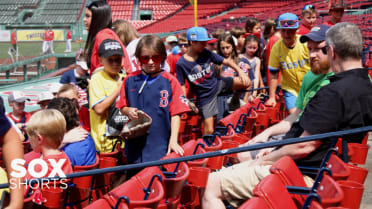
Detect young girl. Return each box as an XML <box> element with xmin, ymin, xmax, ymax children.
<box><xmin>116</xmin><ymin>35</ymin><xmax>189</xmax><ymax>164</ymax></box>
<box><xmin>240</xmin><ymin>34</ymin><xmax>262</xmax><ymax>102</ymax></box>
<box><xmin>215</xmin><ymin>34</ymin><xmax>246</xmax><ymax>120</ymax></box>
<box><xmin>245</xmin><ymin>18</ymin><xmax>266</xmax><ymax>88</ymax></box>
<box><xmin>245</xmin><ymin>17</ymin><xmax>261</xmax><ymax>35</ymax></box>
<box><xmin>229</xmin><ymin>27</ymin><xmax>246</xmax><ymax>53</ymax></box>
<box><xmin>83</xmin><ymin>0</ymin><xmax>131</xmax><ymax>75</ymax></box>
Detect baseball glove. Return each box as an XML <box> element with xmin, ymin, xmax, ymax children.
<box><xmin>120</xmin><ymin>110</ymin><xmax>152</xmax><ymax>140</ymax></box>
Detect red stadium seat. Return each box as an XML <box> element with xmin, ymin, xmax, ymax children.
<box><xmin>161</xmin><ymin>154</ymin><xmax>190</xmax><ymax>199</ymax></box>
<box><xmin>270</xmin><ymin>156</ymin><xmax>344</xmax><ymax>208</ymax></box>
<box><xmin>326</xmin><ymin>154</ymin><xmax>350</xmax><ymax>181</ymax></box>
<box><xmin>253</xmin><ymin>174</ymin><xmax>298</xmax><ymax>209</ymax></box>
<box><xmin>196</xmin><ymin>136</ymin><xmax>224</xmax><ymax>170</ymax></box>
<box><xmin>66</xmin><ymin>154</ymin><xmax>100</xmax><ymax>208</ymax></box>
<box><xmin>182</xmin><ymin>140</ymin><xmax>208</xmax><ymax>167</ymax></box>
<box><xmin>104</xmin><ymin>166</ymin><xmax>165</xmax><ymax>209</ymax></box>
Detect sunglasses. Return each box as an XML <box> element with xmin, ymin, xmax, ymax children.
<box><xmin>303</xmin><ymin>4</ymin><xmax>315</xmax><ymax>10</ymax></box>
<box><xmin>178</xmin><ymin>43</ymin><xmax>189</xmax><ymax>48</ymax></box>
<box><xmin>321</xmin><ymin>46</ymin><xmax>328</xmax><ymax>54</ymax></box>
<box><xmin>107</xmin><ymin>57</ymin><xmax>122</xmax><ymax>64</ymax></box>
<box><xmin>139</xmin><ymin>55</ymin><xmax>163</xmax><ymax>64</ymax></box>
<box><xmin>86</xmin><ymin>1</ymin><xmax>95</xmax><ymax>8</ymax></box>
<box><xmin>278</xmin><ymin>20</ymin><xmax>298</xmax><ymax>28</ymax></box>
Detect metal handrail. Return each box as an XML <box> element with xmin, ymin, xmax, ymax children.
<box><xmin>0</xmin><ymin>126</ymin><xmax>371</xmax><ymax>189</ymax></box>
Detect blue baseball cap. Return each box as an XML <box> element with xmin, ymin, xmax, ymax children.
<box><xmin>186</xmin><ymin>27</ymin><xmax>213</xmax><ymax>42</ymax></box>
<box><xmin>276</xmin><ymin>13</ymin><xmax>299</xmax><ymax>29</ymax></box>
<box><xmin>300</xmin><ymin>25</ymin><xmax>330</xmax><ymax>43</ymax></box>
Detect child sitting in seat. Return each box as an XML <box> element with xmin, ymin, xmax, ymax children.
<box><xmin>24</xmin><ymin>109</ymin><xmax>73</xmax><ymax>196</ymax></box>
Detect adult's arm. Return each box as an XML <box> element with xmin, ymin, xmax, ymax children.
<box><xmin>237</xmin><ymin>108</ymin><xmax>300</xmax><ymax>161</ymax></box>
<box><xmin>257</xmin><ymin>130</ymin><xmax>322</xmax><ymax>166</ymax></box>
<box><xmin>1</xmin><ymin>127</ymin><xmax>24</xmax><ymax>209</ymax></box>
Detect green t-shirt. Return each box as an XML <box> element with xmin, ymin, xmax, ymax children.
<box><xmin>295</xmin><ymin>70</ymin><xmax>334</xmax><ymax>119</ymax></box>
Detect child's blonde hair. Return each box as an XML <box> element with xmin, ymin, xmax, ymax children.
<box><xmin>26</xmin><ymin>109</ymin><xmax>66</xmax><ymax>149</ymax></box>
<box><xmin>58</xmin><ymin>84</ymin><xmax>79</xmax><ymax>97</ymax></box>
<box><xmin>112</xmin><ymin>19</ymin><xmax>139</xmax><ymax>46</ymax></box>
<box><xmin>302</xmin><ymin>5</ymin><xmax>317</xmax><ymax>16</ymax></box>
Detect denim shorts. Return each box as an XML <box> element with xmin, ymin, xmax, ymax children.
<box><xmin>282</xmin><ymin>89</ymin><xmax>297</xmax><ymax>110</ymax></box>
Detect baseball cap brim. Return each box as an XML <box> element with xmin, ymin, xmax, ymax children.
<box><xmin>192</xmin><ymin>37</ymin><xmax>213</xmax><ymax>42</ymax></box>
<box><xmin>207</xmin><ymin>38</ymin><xmax>217</xmax><ymax>44</ymax></box>
<box><xmin>277</xmin><ymin>26</ymin><xmax>299</xmax><ymax>29</ymax></box>
<box><xmin>11</xmin><ymin>97</ymin><xmax>30</xmax><ymax>103</ymax></box>
<box><xmin>300</xmin><ymin>34</ymin><xmax>323</xmax><ymax>43</ymax></box>
<box><xmin>101</xmin><ymin>51</ymin><xmax>124</xmax><ymax>58</ymax></box>
<box><xmin>76</xmin><ymin>61</ymin><xmax>88</xmax><ymax>70</ymax></box>
<box><xmin>300</xmin><ymin>25</ymin><xmax>330</xmax><ymax>43</ymax></box>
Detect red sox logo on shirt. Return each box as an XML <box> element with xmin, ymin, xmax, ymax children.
<box><xmin>160</xmin><ymin>90</ymin><xmax>169</xmax><ymax>107</ymax></box>
<box><xmin>187</xmin><ymin>63</ymin><xmax>213</xmax><ymax>84</ymax></box>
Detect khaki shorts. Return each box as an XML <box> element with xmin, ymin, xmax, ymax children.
<box><xmin>218</xmin><ymin>162</ymin><xmax>314</xmax><ymax>207</ymax></box>
<box><xmin>219</xmin><ymin>162</ymin><xmax>272</xmax><ymax>207</ymax></box>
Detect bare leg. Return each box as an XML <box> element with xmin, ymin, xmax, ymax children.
<box><xmin>202</xmin><ymin>172</ymin><xmax>226</xmax><ymax>209</ymax></box>
<box><xmin>203</xmin><ymin>117</ymin><xmax>214</xmax><ymax>135</ymax></box>
<box><xmin>288</xmin><ymin>107</ymin><xmax>296</xmax><ymax>114</ymax></box>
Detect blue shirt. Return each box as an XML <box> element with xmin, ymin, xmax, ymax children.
<box><xmin>176</xmin><ymin>49</ymin><xmax>224</xmax><ymax>106</ymax></box>
<box><xmin>0</xmin><ymin>109</ymin><xmax>11</xmax><ymax>136</ymax></box>
<box><xmin>62</xmin><ymin>134</ymin><xmax>97</xmax><ymax>166</ymax></box>
<box><xmin>117</xmin><ymin>71</ymin><xmax>189</xmax><ymax>163</ymax></box>
<box><xmin>60</xmin><ymin>69</ymin><xmax>77</xmax><ymax>84</ymax></box>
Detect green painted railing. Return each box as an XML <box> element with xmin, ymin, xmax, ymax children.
<box><xmin>0</xmin><ymin>52</ymin><xmax>76</xmax><ymax>83</ymax></box>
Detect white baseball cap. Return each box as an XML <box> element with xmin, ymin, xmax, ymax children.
<box><xmin>76</xmin><ymin>61</ymin><xmax>88</xmax><ymax>70</ymax></box>
<box><xmin>37</xmin><ymin>92</ymin><xmax>54</xmax><ymax>104</ymax></box>
<box><xmin>50</xmin><ymin>83</ymin><xmax>63</xmax><ymax>94</ymax></box>
<box><xmin>8</xmin><ymin>91</ymin><xmax>30</xmax><ymax>103</ymax></box>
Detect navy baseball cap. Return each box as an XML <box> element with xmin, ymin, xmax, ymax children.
<box><xmin>276</xmin><ymin>13</ymin><xmax>299</xmax><ymax>29</ymax></box>
<box><xmin>186</xmin><ymin>27</ymin><xmax>214</xmax><ymax>42</ymax></box>
<box><xmin>300</xmin><ymin>25</ymin><xmax>331</xmax><ymax>43</ymax></box>
<box><xmin>98</xmin><ymin>39</ymin><xmax>124</xmax><ymax>58</ymax></box>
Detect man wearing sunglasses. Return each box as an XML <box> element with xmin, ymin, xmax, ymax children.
<box><xmin>266</xmin><ymin>13</ymin><xmax>310</xmax><ymax>114</ymax></box>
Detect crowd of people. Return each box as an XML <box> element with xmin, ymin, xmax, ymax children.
<box><xmin>1</xmin><ymin>0</ymin><xmax>371</xmax><ymax>208</ymax></box>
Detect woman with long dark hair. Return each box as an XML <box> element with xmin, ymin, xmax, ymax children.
<box><xmin>83</xmin><ymin>0</ymin><xmax>131</xmax><ymax>75</ymax></box>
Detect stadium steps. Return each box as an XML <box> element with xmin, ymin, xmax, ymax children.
<box><xmin>133</xmin><ymin>0</ymin><xmax>140</xmax><ymax>20</ymax></box>
<box><xmin>34</xmin><ymin>0</ymin><xmax>47</xmax><ymax>16</ymax></box>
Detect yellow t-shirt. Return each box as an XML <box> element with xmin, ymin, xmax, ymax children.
<box><xmin>0</xmin><ymin>167</ymin><xmax>9</xmax><ymax>198</ymax></box>
<box><xmin>89</xmin><ymin>69</ymin><xmax>123</xmax><ymax>153</ymax></box>
<box><xmin>268</xmin><ymin>36</ymin><xmax>310</xmax><ymax>97</ymax></box>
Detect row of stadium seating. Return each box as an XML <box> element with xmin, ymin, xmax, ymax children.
<box><xmin>0</xmin><ymin>0</ymin><xmax>38</xmax><ymax>24</ymax></box>
<box><xmin>138</xmin><ymin>0</ymin><xmax>372</xmax><ymax>34</ymax></box>
<box><xmin>138</xmin><ymin>0</ymin><xmax>241</xmax><ymax>33</ymax></box>
<box><xmin>0</xmin><ymin>0</ymin><xmax>38</xmax><ymax>6</ymax></box>
<box><xmin>108</xmin><ymin>0</ymin><xmax>134</xmax><ymax>22</ymax></box>
<box><xmin>24</xmin><ymin>0</ymin><xmax>84</xmax><ymax>24</ymax></box>
<box><xmin>137</xmin><ymin>0</ymin><xmax>188</xmax><ymax>21</ymax></box>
